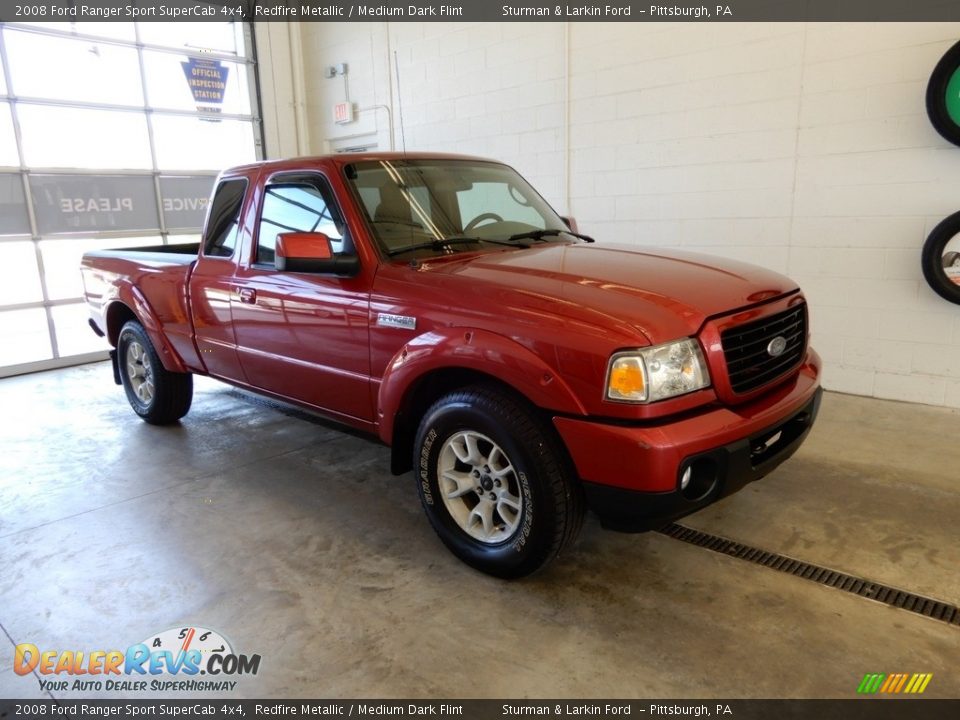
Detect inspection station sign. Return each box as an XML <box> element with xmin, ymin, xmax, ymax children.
<box><xmin>181</xmin><ymin>57</ymin><xmax>230</xmax><ymax>117</ymax></box>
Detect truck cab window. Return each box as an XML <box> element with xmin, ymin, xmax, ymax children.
<box><xmin>457</xmin><ymin>182</ymin><xmax>545</xmax><ymax>230</ymax></box>
<box><xmin>256</xmin><ymin>182</ymin><xmax>344</xmax><ymax>266</ymax></box>
<box><xmin>346</xmin><ymin>160</ymin><xmax>565</xmax><ymax>258</ymax></box>
<box><xmin>203</xmin><ymin>178</ymin><xmax>247</xmax><ymax>258</ymax></box>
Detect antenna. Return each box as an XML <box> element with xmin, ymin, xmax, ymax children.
<box><xmin>393</xmin><ymin>50</ymin><xmax>407</xmax><ymax>155</ymax></box>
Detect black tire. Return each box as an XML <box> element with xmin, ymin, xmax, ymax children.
<box><xmin>921</xmin><ymin>211</ymin><xmax>960</xmax><ymax>305</ymax></box>
<box><xmin>117</xmin><ymin>320</ymin><xmax>193</xmax><ymax>425</ymax></box>
<box><xmin>413</xmin><ymin>385</ymin><xmax>584</xmax><ymax>578</ymax></box>
<box><xmin>926</xmin><ymin>40</ymin><xmax>960</xmax><ymax>147</ymax></box>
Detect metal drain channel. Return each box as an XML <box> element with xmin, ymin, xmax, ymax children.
<box><xmin>659</xmin><ymin>523</ymin><xmax>960</xmax><ymax>627</ymax></box>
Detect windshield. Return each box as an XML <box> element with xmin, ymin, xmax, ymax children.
<box><xmin>344</xmin><ymin>159</ymin><xmax>573</xmax><ymax>258</ymax></box>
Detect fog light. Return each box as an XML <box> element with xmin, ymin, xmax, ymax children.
<box><xmin>679</xmin><ymin>458</ymin><xmax>718</xmax><ymax>501</ymax></box>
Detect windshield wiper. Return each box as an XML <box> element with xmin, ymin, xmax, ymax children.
<box><xmin>446</xmin><ymin>236</ymin><xmax>532</xmax><ymax>248</ymax></box>
<box><xmin>508</xmin><ymin>229</ymin><xmax>595</xmax><ymax>243</ymax></box>
<box><xmin>386</xmin><ymin>236</ymin><xmax>531</xmax><ymax>257</ymax></box>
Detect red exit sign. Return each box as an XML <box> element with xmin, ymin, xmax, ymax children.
<box><xmin>333</xmin><ymin>102</ymin><xmax>354</xmax><ymax>124</ymax></box>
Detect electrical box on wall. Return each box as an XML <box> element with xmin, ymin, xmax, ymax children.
<box><xmin>333</xmin><ymin>102</ymin><xmax>355</xmax><ymax>124</ymax></box>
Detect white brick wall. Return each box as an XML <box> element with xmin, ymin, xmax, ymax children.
<box><xmin>292</xmin><ymin>21</ymin><xmax>960</xmax><ymax>409</ymax></box>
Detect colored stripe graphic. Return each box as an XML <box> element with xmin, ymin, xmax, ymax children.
<box><xmin>858</xmin><ymin>674</ymin><xmax>884</xmax><ymax>693</ymax></box>
<box><xmin>858</xmin><ymin>673</ymin><xmax>933</xmax><ymax>694</ymax></box>
<box><xmin>906</xmin><ymin>673</ymin><xmax>933</xmax><ymax>694</ymax></box>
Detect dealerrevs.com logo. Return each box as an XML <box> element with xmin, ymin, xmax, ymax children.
<box><xmin>14</xmin><ymin>626</ymin><xmax>261</xmax><ymax>693</ymax></box>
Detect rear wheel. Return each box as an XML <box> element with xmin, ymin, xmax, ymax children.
<box><xmin>413</xmin><ymin>385</ymin><xmax>584</xmax><ymax>578</ymax></box>
<box><xmin>117</xmin><ymin>321</ymin><xmax>193</xmax><ymax>425</ymax></box>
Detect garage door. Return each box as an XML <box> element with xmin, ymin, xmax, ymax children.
<box><xmin>0</xmin><ymin>21</ymin><xmax>262</xmax><ymax>377</ymax></box>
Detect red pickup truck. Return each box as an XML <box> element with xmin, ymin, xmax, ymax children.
<box><xmin>82</xmin><ymin>153</ymin><xmax>822</xmax><ymax>578</ymax></box>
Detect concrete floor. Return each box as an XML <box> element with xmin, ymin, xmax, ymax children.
<box><xmin>0</xmin><ymin>362</ymin><xmax>957</xmax><ymax>699</ymax></box>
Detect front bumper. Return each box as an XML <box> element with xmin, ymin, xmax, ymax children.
<box><xmin>553</xmin><ymin>350</ymin><xmax>822</xmax><ymax>532</ymax></box>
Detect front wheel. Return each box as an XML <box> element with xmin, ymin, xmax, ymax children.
<box><xmin>413</xmin><ymin>386</ymin><xmax>584</xmax><ymax>578</ymax></box>
<box><xmin>117</xmin><ymin>320</ymin><xmax>193</xmax><ymax>425</ymax></box>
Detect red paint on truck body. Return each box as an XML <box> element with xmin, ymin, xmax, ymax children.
<box><xmin>81</xmin><ymin>152</ymin><xmax>821</xmax><ymax>508</ymax></box>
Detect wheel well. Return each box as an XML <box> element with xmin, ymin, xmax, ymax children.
<box><xmin>105</xmin><ymin>303</ymin><xmax>138</xmax><ymax>347</ymax></box>
<box><xmin>389</xmin><ymin>367</ymin><xmax>539</xmax><ymax>476</ymax></box>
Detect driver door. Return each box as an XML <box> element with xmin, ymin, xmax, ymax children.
<box><xmin>230</xmin><ymin>172</ymin><xmax>373</xmax><ymax>423</ymax></box>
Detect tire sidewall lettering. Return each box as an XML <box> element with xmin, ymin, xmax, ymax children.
<box><xmin>512</xmin><ymin>470</ymin><xmax>534</xmax><ymax>553</ymax></box>
<box><xmin>419</xmin><ymin>427</ymin><xmax>436</xmax><ymax>505</ymax></box>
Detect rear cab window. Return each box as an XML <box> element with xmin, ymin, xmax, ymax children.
<box><xmin>203</xmin><ymin>178</ymin><xmax>248</xmax><ymax>258</ymax></box>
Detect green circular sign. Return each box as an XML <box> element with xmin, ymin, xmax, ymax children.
<box><xmin>946</xmin><ymin>66</ymin><xmax>960</xmax><ymax>127</ymax></box>
<box><xmin>927</xmin><ymin>40</ymin><xmax>960</xmax><ymax>146</ymax></box>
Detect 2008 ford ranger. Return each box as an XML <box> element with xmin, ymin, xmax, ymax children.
<box><xmin>81</xmin><ymin>153</ymin><xmax>822</xmax><ymax>577</ymax></box>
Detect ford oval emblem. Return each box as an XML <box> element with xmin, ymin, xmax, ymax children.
<box><xmin>767</xmin><ymin>336</ymin><xmax>787</xmax><ymax>357</ymax></box>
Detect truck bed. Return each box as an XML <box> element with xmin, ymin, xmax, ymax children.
<box><xmin>83</xmin><ymin>242</ymin><xmax>201</xmax><ymax>264</ymax></box>
<box><xmin>81</xmin><ymin>243</ymin><xmax>201</xmax><ymax>373</ymax></box>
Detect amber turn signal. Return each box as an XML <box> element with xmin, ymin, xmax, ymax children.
<box><xmin>607</xmin><ymin>356</ymin><xmax>647</xmax><ymax>401</ymax></box>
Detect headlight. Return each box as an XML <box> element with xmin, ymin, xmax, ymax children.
<box><xmin>606</xmin><ymin>339</ymin><xmax>710</xmax><ymax>403</ymax></box>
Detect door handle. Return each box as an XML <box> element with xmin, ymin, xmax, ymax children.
<box><xmin>238</xmin><ymin>288</ymin><xmax>257</xmax><ymax>304</ymax></box>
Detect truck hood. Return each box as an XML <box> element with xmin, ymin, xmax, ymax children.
<box><xmin>420</xmin><ymin>242</ymin><xmax>798</xmax><ymax>344</ymax></box>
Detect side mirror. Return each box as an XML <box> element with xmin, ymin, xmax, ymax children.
<box><xmin>560</xmin><ymin>216</ymin><xmax>579</xmax><ymax>233</ymax></box>
<box><xmin>275</xmin><ymin>232</ymin><xmax>360</xmax><ymax>276</ymax></box>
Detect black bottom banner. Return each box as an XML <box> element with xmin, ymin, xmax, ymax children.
<box><xmin>1</xmin><ymin>700</ymin><xmax>958</xmax><ymax>720</ymax></box>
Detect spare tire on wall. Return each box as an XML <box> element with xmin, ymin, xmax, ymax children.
<box><xmin>927</xmin><ymin>40</ymin><xmax>960</xmax><ymax>146</ymax></box>
<box><xmin>922</xmin><ymin>211</ymin><xmax>960</xmax><ymax>305</ymax></box>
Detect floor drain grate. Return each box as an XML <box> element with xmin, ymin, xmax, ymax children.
<box><xmin>659</xmin><ymin>523</ymin><xmax>960</xmax><ymax>627</ymax></box>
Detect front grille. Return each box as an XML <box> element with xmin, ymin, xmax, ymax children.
<box><xmin>722</xmin><ymin>303</ymin><xmax>806</xmax><ymax>394</ymax></box>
